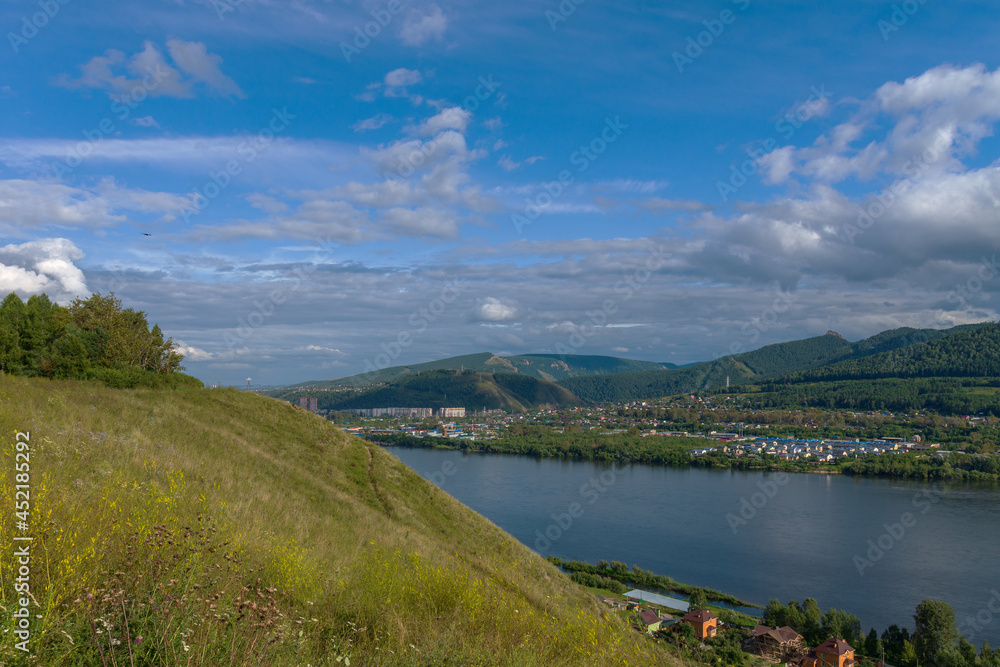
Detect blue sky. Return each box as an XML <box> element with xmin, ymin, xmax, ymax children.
<box><xmin>2</xmin><ymin>0</ymin><xmax>1000</xmax><ymax>385</ymax></box>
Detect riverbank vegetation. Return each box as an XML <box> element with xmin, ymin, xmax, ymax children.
<box><xmin>371</xmin><ymin>431</ymin><xmax>1000</xmax><ymax>483</ymax></box>
<box><xmin>550</xmin><ymin>558</ymin><xmax>757</xmax><ymax>609</ymax></box>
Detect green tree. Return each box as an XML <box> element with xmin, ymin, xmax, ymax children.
<box><xmin>689</xmin><ymin>588</ymin><xmax>709</xmax><ymax>611</ymax></box>
<box><xmin>913</xmin><ymin>600</ymin><xmax>958</xmax><ymax>666</ymax></box>
<box><xmin>866</xmin><ymin>628</ymin><xmax>882</xmax><ymax>659</ymax></box>
<box><xmin>0</xmin><ymin>293</ymin><xmax>26</xmax><ymax>373</ymax></box>
<box><xmin>48</xmin><ymin>330</ymin><xmax>92</xmax><ymax>378</ymax></box>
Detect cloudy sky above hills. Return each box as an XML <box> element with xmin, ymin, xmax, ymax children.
<box><xmin>2</xmin><ymin>0</ymin><xmax>1000</xmax><ymax>385</ymax></box>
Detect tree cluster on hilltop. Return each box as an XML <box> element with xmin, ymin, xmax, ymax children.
<box><xmin>0</xmin><ymin>291</ymin><xmax>200</xmax><ymax>388</ymax></box>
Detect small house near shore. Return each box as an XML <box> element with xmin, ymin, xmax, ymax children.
<box><xmin>682</xmin><ymin>609</ymin><xmax>718</xmax><ymax>639</ymax></box>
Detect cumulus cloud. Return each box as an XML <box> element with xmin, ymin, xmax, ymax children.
<box><xmin>0</xmin><ymin>238</ymin><xmax>88</xmax><ymax>302</ymax></box>
<box><xmin>411</xmin><ymin>107</ymin><xmax>472</xmax><ymax>136</ymax></box>
<box><xmin>399</xmin><ymin>5</ymin><xmax>448</xmax><ymax>46</ymax></box>
<box><xmin>476</xmin><ymin>297</ymin><xmax>519</xmax><ymax>322</ymax></box>
<box><xmin>763</xmin><ymin>64</ymin><xmax>1000</xmax><ymax>185</ymax></box>
<box><xmin>173</xmin><ymin>344</ymin><xmax>216</xmax><ymax>361</ymax></box>
<box><xmin>55</xmin><ymin>40</ymin><xmax>243</xmax><ymax>99</ymax></box>
<box><xmin>165</xmin><ymin>39</ymin><xmax>245</xmax><ymax>98</ymax></box>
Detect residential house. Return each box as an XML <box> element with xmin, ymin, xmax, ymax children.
<box><xmin>748</xmin><ymin>625</ymin><xmax>805</xmax><ymax>661</ymax></box>
<box><xmin>682</xmin><ymin>609</ymin><xmax>718</xmax><ymax>639</ymax></box>
<box><xmin>802</xmin><ymin>638</ymin><xmax>855</xmax><ymax>667</ymax></box>
<box><xmin>639</xmin><ymin>609</ymin><xmax>662</xmax><ymax>633</ymax></box>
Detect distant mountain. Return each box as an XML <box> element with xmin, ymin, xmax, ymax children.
<box><xmin>786</xmin><ymin>322</ymin><xmax>1000</xmax><ymax>383</ymax></box>
<box><xmin>313</xmin><ymin>369</ymin><xmax>583</xmax><ymax>413</ymax></box>
<box><xmin>291</xmin><ymin>352</ymin><xmax>670</xmax><ymax>389</ymax></box>
<box><xmin>558</xmin><ymin>324</ymin><xmax>985</xmax><ymax>402</ymax></box>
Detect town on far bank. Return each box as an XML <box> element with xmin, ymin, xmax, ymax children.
<box><xmin>285</xmin><ymin>392</ymin><xmax>1000</xmax><ymax>479</ymax></box>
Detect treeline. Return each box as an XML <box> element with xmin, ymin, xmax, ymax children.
<box><xmin>765</xmin><ymin>598</ymin><xmax>1000</xmax><ymax>667</ymax></box>
<box><xmin>0</xmin><ymin>291</ymin><xmax>200</xmax><ymax>389</ymax></box>
<box><xmin>733</xmin><ymin>378</ymin><xmax>1000</xmax><ymax>416</ymax></box>
<box><xmin>762</xmin><ymin>598</ymin><xmax>864</xmax><ymax>650</ymax></box>
<box><xmin>372</xmin><ymin>431</ymin><xmax>699</xmax><ymax>465</ymax></box>
<box><xmin>553</xmin><ymin>558</ymin><xmax>753</xmax><ymax>608</ymax></box>
<box><xmin>842</xmin><ymin>452</ymin><xmax>1000</xmax><ymax>482</ymax></box>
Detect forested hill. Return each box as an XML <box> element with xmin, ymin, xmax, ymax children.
<box><xmin>558</xmin><ymin>324</ymin><xmax>980</xmax><ymax>403</ymax></box>
<box><xmin>285</xmin><ymin>369</ymin><xmax>583</xmax><ymax>412</ymax></box>
<box><xmin>293</xmin><ymin>352</ymin><xmax>671</xmax><ymax>388</ymax></box>
<box><xmin>785</xmin><ymin>323</ymin><xmax>1000</xmax><ymax>382</ymax></box>
<box><xmin>0</xmin><ymin>291</ymin><xmax>200</xmax><ymax>388</ymax></box>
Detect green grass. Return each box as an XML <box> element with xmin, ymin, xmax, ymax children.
<box><xmin>0</xmin><ymin>375</ymin><xmax>688</xmax><ymax>666</ymax></box>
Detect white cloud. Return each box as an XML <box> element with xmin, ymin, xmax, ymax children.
<box><xmin>633</xmin><ymin>197</ymin><xmax>711</xmax><ymax>214</ymax></box>
<box><xmin>192</xmin><ymin>199</ymin><xmax>370</xmax><ymax>243</ymax></box>
<box><xmin>497</xmin><ymin>154</ymin><xmax>543</xmax><ymax>172</ymax></box>
<box><xmin>173</xmin><ymin>344</ymin><xmax>216</xmax><ymax>361</ymax></box>
<box><xmin>477</xmin><ymin>297</ymin><xmax>519</xmax><ymax>322</ymax></box>
<box><xmin>399</xmin><ymin>5</ymin><xmax>448</xmax><ymax>46</ymax></box>
<box><xmin>166</xmin><ymin>39</ymin><xmax>245</xmax><ymax>98</ymax></box>
<box><xmin>0</xmin><ymin>238</ymin><xmax>88</xmax><ymax>302</ymax></box>
<box><xmin>55</xmin><ymin>40</ymin><xmax>243</xmax><ymax>99</ymax></box>
<box><xmin>0</xmin><ymin>180</ymin><xmax>124</xmax><ymax>229</ymax></box>
<box><xmin>131</xmin><ymin>116</ymin><xmax>160</xmax><ymax>128</ymax></box>
<box><xmin>380</xmin><ymin>207</ymin><xmax>461</xmax><ymax>238</ymax></box>
<box><xmin>765</xmin><ymin>64</ymin><xmax>1000</xmax><ymax>185</ymax></box>
<box><xmin>385</xmin><ymin>68</ymin><xmax>423</xmax><ymax>88</ymax></box>
<box><xmin>352</xmin><ymin>114</ymin><xmax>393</xmax><ymax>132</ymax></box>
<box><xmin>411</xmin><ymin>107</ymin><xmax>471</xmax><ymax>136</ymax></box>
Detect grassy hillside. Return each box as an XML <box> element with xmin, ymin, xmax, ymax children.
<box><xmin>294</xmin><ymin>353</ymin><xmax>669</xmax><ymax>389</ymax></box>
<box><xmin>0</xmin><ymin>375</ymin><xmax>674</xmax><ymax>665</ymax></box>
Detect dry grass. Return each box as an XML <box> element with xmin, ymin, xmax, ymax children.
<box><xmin>0</xmin><ymin>375</ymin><xmax>687</xmax><ymax>666</ymax></box>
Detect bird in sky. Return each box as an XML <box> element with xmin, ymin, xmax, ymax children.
<box><xmin>142</xmin><ymin>233</ymin><xmax>152</xmax><ymax>236</ymax></box>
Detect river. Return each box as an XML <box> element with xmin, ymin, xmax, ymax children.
<box><xmin>382</xmin><ymin>446</ymin><xmax>1000</xmax><ymax>647</ymax></box>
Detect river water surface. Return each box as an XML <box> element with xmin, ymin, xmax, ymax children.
<box><xmin>382</xmin><ymin>446</ymin><xmax>1000</xmax><ymax>646</ymax></box>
